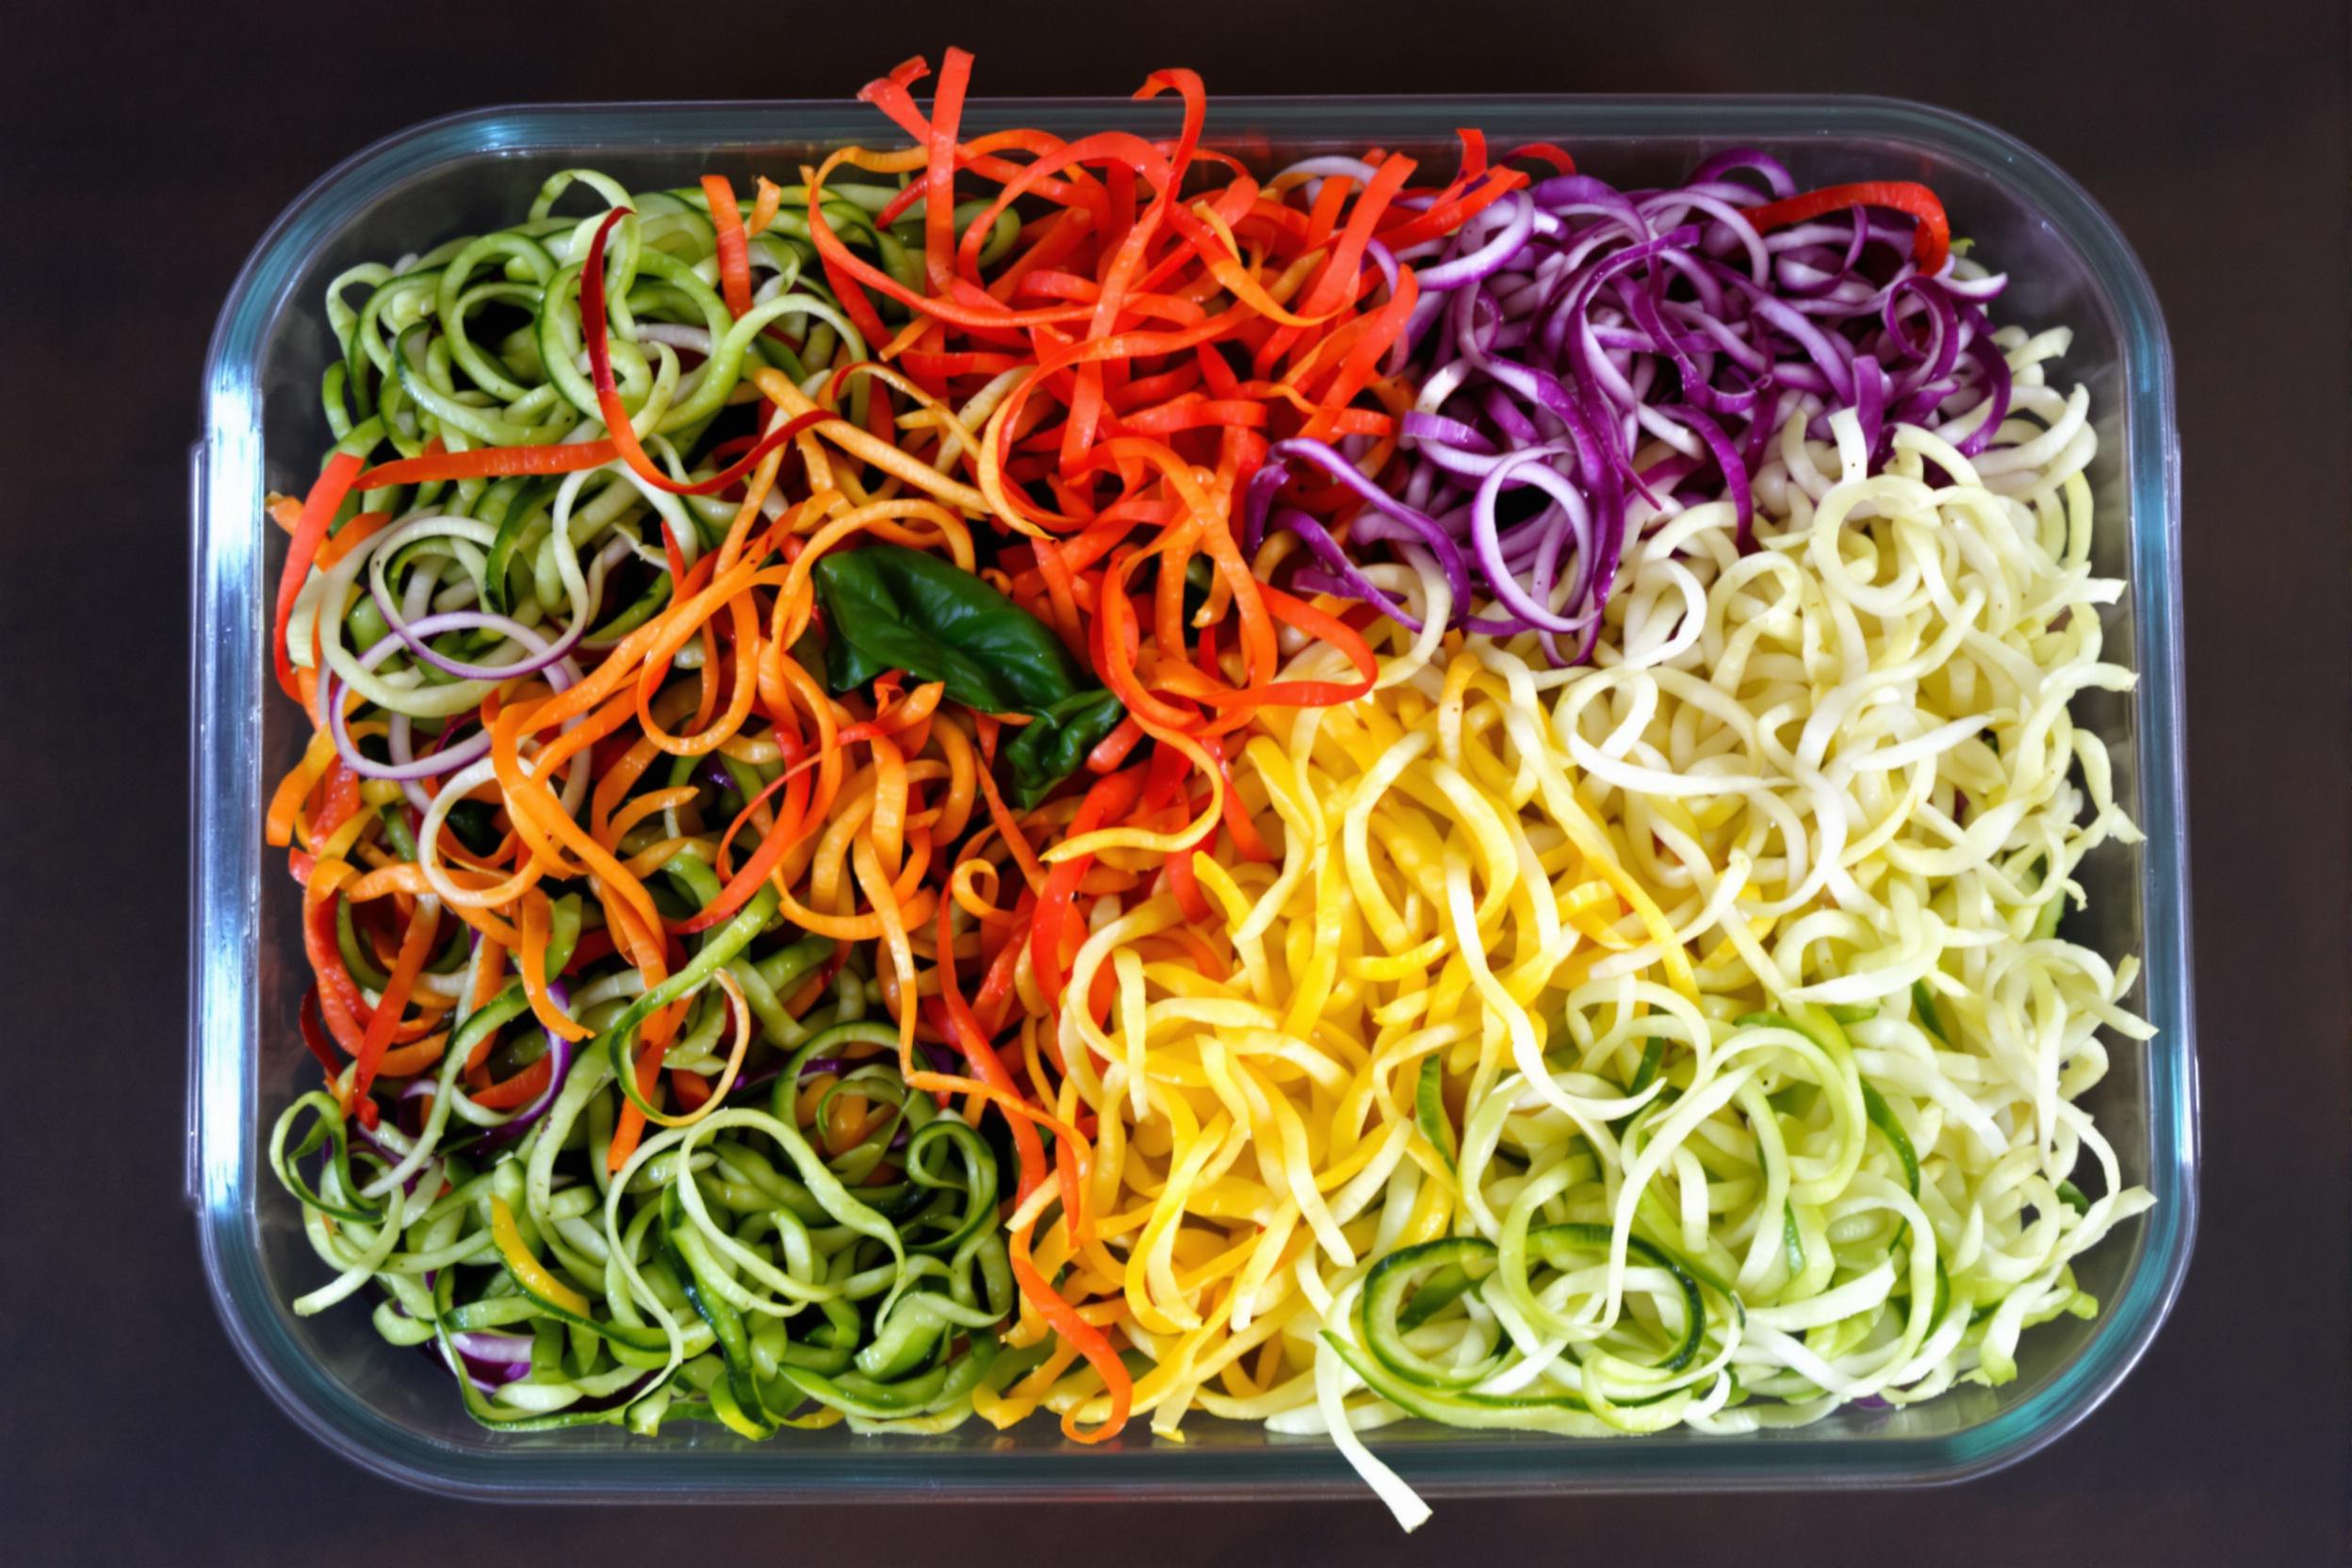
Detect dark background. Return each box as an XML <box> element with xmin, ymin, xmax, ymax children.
<box><xmin>4</xmin><ymin>1</ymin><xmax>2346</xmax><ymax>1562</ymax></box>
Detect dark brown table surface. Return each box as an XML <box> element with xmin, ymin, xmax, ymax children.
<box><xmin>6</xmin><ymin>2</ymin><xmax>2346</xmax><ymax>1561</ymax></box>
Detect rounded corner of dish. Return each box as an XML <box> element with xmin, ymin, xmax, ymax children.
<box><xmin>192</xmin><ymin>1202</ymin><xmax>521</xmax><ymax>1503</ymax></box>
<box><xmin>201</xmin><ymin>103</ymin><xmax>580</xmax><ymax>406</ymax></box>
<box><xmin>1796</xmin><ymin>96</ymin><xmax>2171</xmax><ymax>355</ymax></box>
<box><xmin>193</xmin><ymin>93</ymin><xmax>2203</xmax><ymax>1503</ymax></box>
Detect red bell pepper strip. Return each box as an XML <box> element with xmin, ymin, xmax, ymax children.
<box><xmin>297</xmin><ymin>988</ymin><xmax>343</xmax><ymax>1080</ymax></box>
<box><xmin>922</xmin><ymin>49</ymin><xmax>973</xmax><ymax>294</ymax></box>
<box><xmin>271</xmin><ymin>452</ymin><xmax>363</xmax><ymax>702</ymax></box>
<box><xmin>352</xmin><ymin>440</ymin><xmax>619</xmax><ymax>492</ymax></box>
<box><xmin>349</xmin><ymin>896</ymin><xmax>439</xmax><ymax>1108</ymax></box>
<box><xmin>1006</xmin><ymin>1220</ymin><xmax>1133</xmax><ymax>1446</ymax></box>
<box><xmin>702</xmin><ymin>173</ymin><xmax>755</xmax><ymax>318</ymax></box>
<box><xmin>1744</xmin><ymin>180</ymin><xmax>1952</xmax><ymax>273</ymax></box>
<box><xmin>924</xmin><ymin>893</ymin><xmax>1128</xmax><ymax>1443</ymax></box>
<box><xmin>678</xmin><ymin>735</ymin><xmax>816</xmax><ymax>934</ymax></box>
<box><xmin>580</xmin><ymin>208</ymin><xmax>829</xmax><ymax>497</ymax></box>
<box><xmin>1508</xmin><ymin>140</ymin><xmax>1577</xmax><ymax>173</ymax></box>
<box><xmin>1029</xmin><ymin>766</ymin><xmax>1147</xmax><ymax>1002</ymax></box>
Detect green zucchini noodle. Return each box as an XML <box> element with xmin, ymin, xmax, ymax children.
<box><xmin>267</xmin><ymin>169</ymin><xmax>1029</xmax><ymax>1437</ymax></box>
<box><xmin>285</xmin><ymin>166</ymin><xmax>1021</xmax><ymax>714</ymax></box>
<box><xmin>273</xmin><ymin>951</ymin><xmax>1015</xmax><ymax>1435</ymax></box>
<box><xmin>1281</xmin><ymin>318</ymin><xmax>2153</xmax><ymax>1508</ymax></box>
<box><xmin>252</xmin><ymin>115</ymin><xmax>2158</xmax><ymax>1527</ymax></box>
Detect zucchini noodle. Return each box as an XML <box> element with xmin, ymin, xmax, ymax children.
<box><xmin>249</xmin><ymin>62</ymin><xmax>2157</xmax><ymax>1531</ymax></box>
<box><xmin>1044</xmin><ymin>323</ymin><xmax>2152</xmax><ymax>1519</ymax></box>
<box><xmin>272</xmin><ymin>964</ymin><xmax>1014</xmax><ymax>1435</ymax></box>
<box><xmin>265</xmin><ymin>164</ymin><xmax>1025</xmax><ymax>1437</ymax></box>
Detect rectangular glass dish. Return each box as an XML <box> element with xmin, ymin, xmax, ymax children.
<box><xmin>189</xmin><ymin>94</ymin><xmax>2197</xmax><ymax>1501</ymax></box>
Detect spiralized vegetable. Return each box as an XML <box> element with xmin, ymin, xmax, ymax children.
<box><xmin>260</xmin><ymin>93</ymin><xmax>1443</xmax><ymax>1442</ymax></box>
<box><xmin>1040</xmin><ymin>318</ymin><xmax>2149</xmax><ymax>1524</ymax></box>
<box><xmin>263</xmin><ymin>164</ymin><xmax>1052</xmax><ymax>1434</ymax></box>
<box><xmin>829</xmin><ymin>52</ymin><xmax>1515</xmax><ymax>912</ymax></box>
<box><xmin>277</xmin><ymin>991</ymin><xmax>1016</xmax><ymax>1435</ymax></box>
<box><xmin>253</xmin><ymin>56</ymin><xmax>2154</xmax><ymax>1531</ymax></box>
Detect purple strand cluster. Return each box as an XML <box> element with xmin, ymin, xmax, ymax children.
<box><xmin>1247</xmin><ymin>150</ymin><xmax>2016</xmax><ymax>663</ymax></box>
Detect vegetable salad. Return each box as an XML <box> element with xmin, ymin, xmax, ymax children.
<box><xmin>262</xmin><ymin>50</ymin><xmax>2149</xmax><ymax>1527</ymax></box>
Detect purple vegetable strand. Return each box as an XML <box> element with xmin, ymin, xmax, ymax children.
<box><xmin>1247</xmin><ymin>150</ymin><xmax>2011</xmax><ymax>663</ymax></box>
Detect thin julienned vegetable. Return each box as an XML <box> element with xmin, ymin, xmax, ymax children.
<box><xmin>255</xmin><ymin>53</ymin><xmax>2151</xmax><ymax>1531</ymax></box>
<box><xmin>1248</xmin><ymin>153</ymin><xmax>1995</xmax><ymax>662</ymax></box>
<box><xmin>1042</xmin><ymin>285</ymin><xmax>2147</xmax><ymax>1524</ymax></box>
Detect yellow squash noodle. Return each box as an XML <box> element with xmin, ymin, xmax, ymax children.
<box><xmin>1026</xmin><ymin>324</ymin><xmax>2152</xmax><ymax>1527</ymax></box>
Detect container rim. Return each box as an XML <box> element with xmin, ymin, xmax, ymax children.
<box><xmin>192</xmin><ymin>90</ymin><xmax>2196</xmax><ymax>1503</ymax></box>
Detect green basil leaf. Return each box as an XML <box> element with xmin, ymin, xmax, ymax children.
<box><xmin>810</xmin><ymin>543</ymin><xmax>1127</xmax><ymax>808</ymax></box>
<box><xmin>1003</xmin><ymin>690</ymin><xmax>1128</xmax><ymax>809</ymax></box>
<box><xmin>811</xmin><ymin>543</ymin><xmax>1091</xmax><ymax>713</ymax></box>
